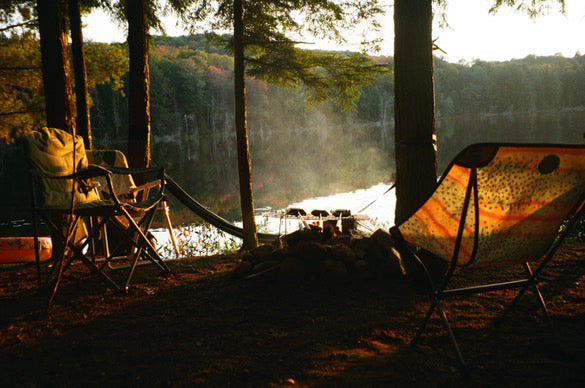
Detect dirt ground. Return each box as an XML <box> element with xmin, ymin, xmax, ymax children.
<box><xmin>2</xmin><ymin>244</ymin><xmax>585</xmax><ymax>387</ymax></box>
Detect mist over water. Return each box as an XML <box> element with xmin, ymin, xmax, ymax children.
<box><xmin>154</xmin><ymin>90</ymin><xmax>395</xmax><ymax>224</ymax></box>
<box><xmin>154</xmin><ymin>109</ymin><xmax>585</xmax><ymax>257</ymax></box>
<box><xmin>154</xmin><ymin>182</ymin><xmax>396</xmax><ymax>258</ymax></box>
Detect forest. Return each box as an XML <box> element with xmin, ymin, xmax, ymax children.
<box><xmin>2</xmin><ymin>34</ymin><xmax>585</xmax><ymax>222</ymax></box>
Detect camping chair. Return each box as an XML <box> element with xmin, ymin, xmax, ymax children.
<box><xmin>86</xmin><ymin>149</ymin><xmax>180</xmax><ymax>259</ymax></box>
<box><xmin>25</xmin><ymin>127</ymin><xmax>171</xmax><ymax>303</ymax></box>
<box><xmin>389</xmin><ymin>143</ymin><xmax>585</xmax><ymax>372</ymax></box>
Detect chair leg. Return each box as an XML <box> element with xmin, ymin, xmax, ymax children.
<box><xmin>162</xmin><ymin>199</ymin><xmax>180</xmax><ymax>258</ymax></box>
<box><xmin>495</xmin><ymin>287</ymin><xmax>528</xmax><ymax>329</ymax></box>
<box><xmin>46</xmin><ymin>215</ymin><xmax>81</xmax><ymax>306</ymax></box>
<box><xmin>130</xmin><ymin>208</ymin><xmax>171</xmax><ymax>273</ymax></box>
<box><xmin>47</xmin><ymin>248</ymin><xmax>68</xmax><ymax>306</ymax></box>
<box><xmin>32</xmin><ymin>210</ymin><xmax>42</xmax><ymax>289</ymax></box>
<box><xmin>411</xmin><ymin>297</ymin><xmax>467</xmax><ymax>374</ymax></box>
<box><xmin>74</xmin><ymin>249</ymin><xmax>121</xmax><ymax>291</ymax></box>
<box><xmin>117</xmin><ymin>207</ymin><xmax>171</xmax><ymax>290</ymax></box>
<box><xmin>524</xmin><ymin>263</ymin><xmax>554</xmax><ymax>330</ymax></box>
<box><xmin>411</xmin><ymin>298</ymin><xmax>438</xmax><ymax>348</ymax></box>
<box><xmin>437</xmin><ymin>300</ymin><xmax>466</xmax><ymax>371</ymax></box>
<box><xmin>123</xmin><ymin>246</ymin><xmax>143</xmax><ymax>292</ymax></box>
<box><xmin>495</xmin><ymin>262</ymin><xmax>551</xmax><ymax>330</ymax></box>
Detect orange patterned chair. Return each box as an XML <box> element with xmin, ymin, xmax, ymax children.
<box><xmin>390</xmin><ymin>143</ymin><xmax>585</xmax><ymax>372</ymax></box>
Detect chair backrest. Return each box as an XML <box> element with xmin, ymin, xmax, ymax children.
<box><xmin>24</xmin><ymin>127</ymin><xmax>99</xmax><ymax>208</ymax></box>
<box><xmin>86</xmin><ymin>149</ymin><xmax>137</xmax><ymax>198</ymax></box>
<box><xmin>397</xmin><ymin>143</ymin><xmax>585</xmax><ymax>266</ymax></box>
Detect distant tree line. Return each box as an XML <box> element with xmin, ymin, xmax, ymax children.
<box><xmin>3</xmin><ymin>35</ymin><xmax>585</xmax><ymax>222</ymax></box>
<box><xmin>435</xmin><ymin>55</ymin><xmax>585</xmax><ymax>118</ymax></box>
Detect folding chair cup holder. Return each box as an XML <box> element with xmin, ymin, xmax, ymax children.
<box><xmin>390</xmin><ymin>142</ymin><xmax>585</xmax><ymax>372</ymax></box>
<box><xmin>25</xmin><ymin>127</ymin><xmax>171</xmax><ymax>305</ymax></box>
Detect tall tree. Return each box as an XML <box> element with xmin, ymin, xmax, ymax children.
<box><xmin>126</xmin><ymin>0</ymin><xmax>151</xmax><ymax>170</ymax></box>
<box><xmin>68</xmin><ymin>0</ymin><xmax>92</xmax><ymax>149</ymax></box>
<box><xmin>393</xmin><ymin>0</ymin><xmax>437</xmax><ymax>224</ymax></box>
<box><xmin>36</xmin><ymin>0</ymin><xmax>75</xmax><ymax>134</ymax></box>
<box><xmin>233</xmin><ymin>0</ymin><xmax>257</xmax><ymax>248</ymax></box>
<box><xmin>392</xmin><ymin>0</ymin><xmax>566</xmax><ymax>225</ymax></box>
<box><xmin>185</xmin><ymin>0</ymin><xmax>386</xmax><ymax>249</ymax></box>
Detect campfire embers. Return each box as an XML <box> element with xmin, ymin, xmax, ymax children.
<box><xmin>232</xmin><ymin>225</ymin><xmax>406</xmax><ymax>282</ymax></box>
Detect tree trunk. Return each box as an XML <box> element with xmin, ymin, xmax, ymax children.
<box><xmin>36</xmin><ymin>0</ymin><xmax>76</xmax><ymax>135</ymax></box>
<box><xmin>127</xmin><ymin>0</ymin><xmax>151</xmax><ymax>170</ymax></box>
<box><xmin>68</xmin><ymin>0</ymin><xmax>92</xmax><ymax>149</ymax></box>
<box><xmin>393</xmin><ymin>0</ymin><xmax>437</xmax><ymax>225</ymax></box>
<box><xmin>37</xmin><ymin>0</ymin><xmax>77</xmax><ymax>262</ymax></box>
<box><xmin>234</xmin><ymin>0</ymin><xmax>258</xmax><ymax>250</ymax></box>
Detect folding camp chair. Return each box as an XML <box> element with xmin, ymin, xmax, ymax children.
<box><xmin>86</xmin><ymin>149</ymin><xmax>180</xmax><ymax>258</ymax></box>
<box><xmin>25</xmin><ymin>127</ymin><xmax>171</xmax><ymax>304</ymax></box>
<box><xmin>389</xmin><ymin>143</ymin><xmax>585</xmax><ymax>372</ymax></box>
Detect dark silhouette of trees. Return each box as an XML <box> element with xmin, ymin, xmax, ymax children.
<box><xmin>126</xmin><ymin>0</ymin><xmax>152</xmax><ymax>170</ymax></box>
<box><xmin>392</xmin><ymin>0</ymin><xmax>567</xmax><ymax>224</ymax></box>
<box><xmin>68</xmin><ymin>0</ymin><xmax>92</xmax><ymax>149</ymax></box>
<box><xmin>233</xmin><ymin>0</ymin><xmax>257</xmax><ymax>248</ymax></box>
<box><xmin>36</xmin><ymin>0</ymin><xmax>75</xmax><ymax>134</ymax></box>
<box><xmin>186</xmin><ymin>0</ymin><xmax>386</xmax><ymax>249</ymax></box>
<box><xmin>393</xmin><ymin>0</ymin><xmax>437</xmax><ymax>224</ymax></box>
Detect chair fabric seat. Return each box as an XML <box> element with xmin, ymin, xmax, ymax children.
<box><xmin>398</xmin><ymin>145</ymin><xmax>585</xmax><ymax>266</ymax></box>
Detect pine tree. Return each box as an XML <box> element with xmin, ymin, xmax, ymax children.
<box><xmin>69</xmin><ymin>0</ymin><xmax>92</xmax><ymax>149</ymax></box>
<box><xmin>36</xmin><ymin>0</ymin><xmax>76</xmax><ymax>134</ymax></box>
<box><xmin>392</xmin><ymin>0</ymin><xmax>566</xmax><ymax>224</ymax></box>
<box><xmin>184</xmin><ymin>0</ymin><xmax>387</xmax><ymax>249</ymax></box>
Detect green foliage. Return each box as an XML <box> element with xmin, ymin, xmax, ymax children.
<box><xmin>182</xmin><ymin>0</ymin><xmax>388</xmax><ymax>110</ymax></box>
<box><xmin>85</xmin><ymin>43</ymin><xmax>129</xmax><ymax>92</ymax></box>
<box><xmin>489</xmin><ymin>0</ymin><xmax>565</xmax><ymax>18</ymax></box>
<box><xmin>0</xmin><ymin>0</ymin><xmax>35</xmax><ymax>25</ymax></box>
<box><xmin>0</xmin><ymin>37</ymin><xmax>128</xmax><ymax>143</ymax></box>
<box><xmin>85</xmin><ymin>35</ymin><xmax>585</xmax><ymax>219</ymax></box>
<box><xmin>246</xmin><ymin>47</ymin><xmax>388</xmax><ymax>111</ymax></box>
<box><xmin>0</xmin><ymin>36</ymin><xmax>43</xmax><ymax>142</ymax></box>
<box><xmin>435</xmin><ymin>55</ymin><xmax>585</xmax><ymax>118</ymax></box>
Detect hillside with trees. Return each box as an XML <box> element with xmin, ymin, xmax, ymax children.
<box><xmin>2</xmin><ymin>35</ymin><xmax>585</xmax><ymax>222</ymax></box>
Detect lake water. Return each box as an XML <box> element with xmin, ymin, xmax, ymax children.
<box><xmin>3</xmin><ymin>110</ymin><xmax>585</xmax><ymax>249</ymax></box>
<box><xmin>152</xmin><ymin>110</ymin><xmax>585</xmax><ymax>258</ymax></box>
<box><xmin>153</xmin><ymin>182</ymin><xmax>396</xmax><ymax>258</ymax></box>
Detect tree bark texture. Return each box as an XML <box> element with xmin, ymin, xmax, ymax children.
<box><xmin>233</xmin><ymin>0</ymin><xmax>258</xmax><ymax>250</ymax></box>
<box><xmin>127</xmin><ymin>0</ymin><xmax>151</xmax><ymax>170</ymax></box>
<box><xmin>36</xmin><ymin>0</ymin><xmax>76</xmax><ymax>135</ymax></box>
<box><xmin>393</xmin><ymin>0</ymin><xmax>438</xmax><ymax>225</ymax></box>
<box><xmin>68</xmin><ymin>0</ymin><xmax>92</xmax><ymax>149</ymax></box>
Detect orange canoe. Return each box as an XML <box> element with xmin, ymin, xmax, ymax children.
<box><xmin>0</xmin><ymin>237</ymin><xmax>52</xmax><ymax>264</ymax></box>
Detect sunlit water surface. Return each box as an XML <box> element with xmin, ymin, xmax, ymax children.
<box><xmin>153</xmin><ymin>183</ymin><xmax>396</xmax><ymax>258</ymax></box>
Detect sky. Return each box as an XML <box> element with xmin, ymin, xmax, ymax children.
<box><xmin>83</xmin><ymin>0</ymin><xmax>585</xmax><ymax>63</ymax></box>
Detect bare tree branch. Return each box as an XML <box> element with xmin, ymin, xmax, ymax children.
<box><xmin>0</xmin><ymin>19</ymin><xmax>38</xmax><ymax>32</ymax></box>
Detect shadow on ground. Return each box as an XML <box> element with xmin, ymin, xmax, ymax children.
<box><xmin>1</xmin><ymin>246</ymin><xmax>585</xmax><ymax>386</ymax></box>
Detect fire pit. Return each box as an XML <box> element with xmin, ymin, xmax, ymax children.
<box><xmin>232</xmin><ymin>224</ymin><xmax>406</xmax><ymax>282</ymax></box>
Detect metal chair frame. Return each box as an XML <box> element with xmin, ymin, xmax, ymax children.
<box><xmin>390</xmin><ymin>142</ymin><xmax>585</xmax><ymax>373</ymax></box>
<box><xmin>30</xmin><ymin>165</ymin><xmax>171</xmax><ymax>304</ymax></box>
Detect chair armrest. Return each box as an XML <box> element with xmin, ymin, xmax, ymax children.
<box><xmin>103</xmin><ymin>166</ymin><xmax>166</xmax><ymax>198</ymax></box>
<box><xmin>28</xmin><ymin>165</ymin><xmax>120</xmax><ymax>207</ymax></box>
<box><xmin>77</xmin><ymin>165</ymin><xmax>112</xmax><ymax>179</ymax></box>
<box><xmin>127</xmin><ymin>181</ymin><xmax>161</xmax><ymax>194</ymax></box>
